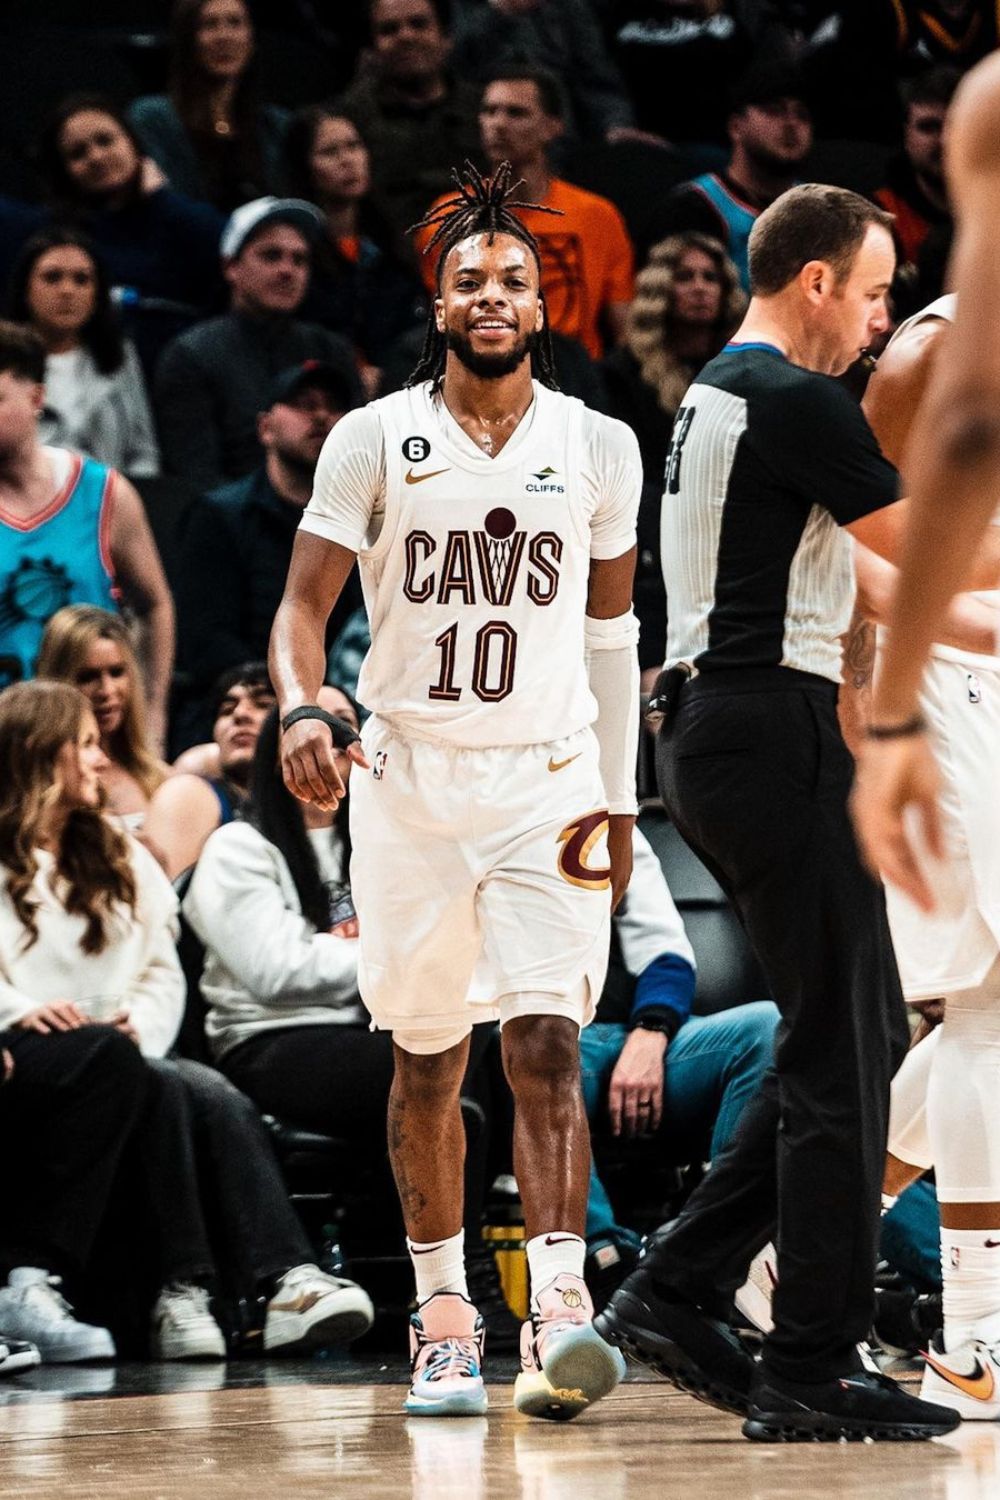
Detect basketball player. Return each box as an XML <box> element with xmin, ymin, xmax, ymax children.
<box><xmin>856</xmin><ymin>296</ymin><xmax>1000</xmax><ymax>1420</ymax></box>
<box><xmin>852</xmin><ymin>53</ymin><xmax>1000</xmax><ymax>904</ymax></box>
<box><xmin>269</xmin><ymin>164</ymin><xmax>641</xmax><ymax>1420</ymax></box>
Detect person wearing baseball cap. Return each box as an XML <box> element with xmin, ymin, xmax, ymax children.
<box><xmin>173</xmin><ymin>359</ymin><xmax>363</xmax><ymax>745</ymax></box>
<box><xmin>640</xmin><ymin>62</ymin><xmax>813</xmax><ymax>290</ymax></box>
<box><xmin>154</xmin><ymin>196</ymin><xmax>363</xmax><ymax>489</ymax></box>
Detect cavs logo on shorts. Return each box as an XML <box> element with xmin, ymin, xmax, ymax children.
<box><xmin>556</xmin><ymin>809</ymin><xmax>611</xmax><ymax>891</ymax></box>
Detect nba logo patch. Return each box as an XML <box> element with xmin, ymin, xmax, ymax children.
<box><xmin>372</xmin><ymin>750</ymin><xmax>388</xmax><ymax>781</ymax></box>
<box><xmin>968</xmin><ymin>673</ymin><xmax>983</xmax><ymax>704</ymax></box>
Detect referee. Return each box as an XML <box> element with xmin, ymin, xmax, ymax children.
<box><xmin>596</xmin><ymin>185</ymin><xmax>959</xmax><ymax>1442</ymax></box>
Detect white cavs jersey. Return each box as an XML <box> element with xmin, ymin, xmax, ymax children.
<box><xmin>300</xmin><ymin>380</ymin><xmax>640</xmax><ymax>747</ymax></box>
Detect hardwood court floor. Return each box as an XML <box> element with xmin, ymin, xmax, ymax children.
<box><xmin>1</xmin><ymin>1361</ymin><xmax>999</xmax><ymax>1500</ymax></box>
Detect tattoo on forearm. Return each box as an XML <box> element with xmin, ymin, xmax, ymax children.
<box><xmin>844</xmin><ymin>614</ymin><xmax>876</xmax><ymax>693</ymax></box>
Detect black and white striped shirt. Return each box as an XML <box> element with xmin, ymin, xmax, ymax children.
<box><xmin>661</xmin><ymin>344</ymin><xmax>900</xmax><ymax>683</ymax></box>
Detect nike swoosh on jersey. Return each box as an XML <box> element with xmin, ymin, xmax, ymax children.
<box><xmin>405</xmin><ymin>466</ymin><xmax>451</xmax><ymax>484</ymax></box>
<box><xmin>548</xmin><ymin>753</ymin><xmax>581</xmax><ymax>773</ymax></box>
<box><xmin>923</xmin><ymin>1349</ymin><xmax>996</xmax><ymax>1402</ymax></box>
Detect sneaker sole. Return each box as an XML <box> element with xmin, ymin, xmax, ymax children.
<box><xmin>40</xmin><ymin>1333</ymin><xmax>117</xmax><ymax>1364</ymax></box>
<box><xmin>596</xmin><ymin>1294</ymin><xmax>753</xmax><ymax>1418</ymax></box>
<box><xmin>921</xmin><ymin>1368</ymin><xmax>1000</xmax><ymax>1422</ymax></box>
<box><xmin>404</xmin><ymin>1387</ymin><xmax>489</xmax><ymax>1417</ymax></box>
<box><xmin>152</xmin><ymin>1334</ymin><xmax>227</xmax><ymax>1361</ymax></box>
<box><xmin>514</xmin><ymin>1324</ymin><xmax>626</xmax><ymax>1423</ymax></box>
<box><xmin>742</xmin><ymin>1410</ymin><xmax>961</xmax><ymax>1442</ymax></box>
<box><xmin>264</xmin><ymin>1292</ymin><xmax>375</xmax><ymax>1353</ymax></box>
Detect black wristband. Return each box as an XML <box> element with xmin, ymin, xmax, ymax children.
<box><xmin>864</xmin><ymin>714</ymin><xmax>926</xmax><ymax>742</ymax></box>
<box><xmin>630</xmin><ymin>1008</ymin><xmax>680</xmax><ymax>1039</ymax></box>
<box><xmin>280</xmin><ymin>705</ymin><xmax>362</xmax><ymax>750</ymax></box>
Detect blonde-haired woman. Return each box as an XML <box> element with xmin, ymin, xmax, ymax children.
<box><xmin>36</xmin><ymin>605</ymin><xmax>168</xmax><ymax>830</ymax></box>
<box><xmin>0</xmin><ymin>680</ymin><xmax>374</xmax><ymax>1362</ymax></box>
<box><xmin>602</xmin><ymin>233</ymin><xmax>745</xmax><ymax>682</ymax></box>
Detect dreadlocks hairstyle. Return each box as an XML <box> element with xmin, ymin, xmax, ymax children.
<box><xmin>407</xmin><ymin>160</ymin><xmax>561</xmax><ymax>391</ymax></box>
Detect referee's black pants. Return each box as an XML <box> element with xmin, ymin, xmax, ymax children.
<box><xmin>647</xmin><ymin>668</ymin><xmax>909</xmax><ymax>1382</ymax></box>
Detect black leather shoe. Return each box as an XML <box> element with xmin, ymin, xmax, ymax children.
<box><xmin>742</xmin><ymin>1367</ymin><xmax>961</xmax><ymax>1442</ymax></box>
<box><xmin>594</xmin><ymin>1265</ymin><xmax>756</xmax><ymax>1416</ymax></box>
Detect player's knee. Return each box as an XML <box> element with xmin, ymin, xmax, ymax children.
<box><xmin>502</xmin><ymin>1014</ymin><xmax>580</xmax><ymax>1093</ymax></box>
<box><xmin>392</xmin><ymin>1041</ymin><xmax>467</xmax><ymax>1104</ymax></box>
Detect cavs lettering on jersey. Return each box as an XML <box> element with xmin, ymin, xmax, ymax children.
<box><xmin>300</xmin><ymin>381</ymin><xmax>640</xmax><ymax>748</ymax></box>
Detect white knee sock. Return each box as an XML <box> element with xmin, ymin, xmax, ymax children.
<box><xmin>940</xmin><ymin>1229</ymin><xmax>1000</xmax><ymax>1350</ymax></box>
<box><xmin>407</xmin><ymin>1229</ymin><xmax>468</xmax><ymax>1306</ymax></box>
<box><xmin>526</xmin><ymin>1233</ymin><xmax>586</xmax><ymax>1304</ymax></box>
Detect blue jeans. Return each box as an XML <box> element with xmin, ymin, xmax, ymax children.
<box><xmin>579</xmin><ymin>1001</ymin><xmax>780</xmax><ymax>1241</ymax></box>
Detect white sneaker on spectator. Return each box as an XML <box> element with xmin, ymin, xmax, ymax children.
<box><xmin>0</xmin><ymin>1336</ymin><xmax>40</xmax><ymax>1373</ymax></box>
<box><xmin>151</xmin><ymin>1282</ymin><xmax>227</xmax><ymax>1361</ymax></box>
<box><xmin>0</xmin><ymin>1269</ymin><xmax>115</xmax><ymax>1363</ymax></box>
<box><xmin>734</xmin><ymin>1243</ymin><xmax>777</xmax><ymax>1334</ymax></box>
<box><xmin>264</xmin><ymin>1263</ymin><xmax>374</xmax><ymax>1353</ymax></box>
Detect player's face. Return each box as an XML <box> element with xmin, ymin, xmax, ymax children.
<box><xmin>479</xmin><ymin>80</ymin><xmax>561</xmax><ymax>168</ymax></box>
<box><xmin>195</xmin><ymin>0</ymin><xmax>254</xmax><ymax>82</ymax></box>
<box><xmin>55</xmin><ymin>710</ymin><xmax>109</xmax><ymax>812</ymax></box>
<box><xmin>58</xmin><ymin>110</ymin><xmax>140</xmax><ymax>200</ymax></box>
<box><xmin>436</xmin><ymin>233</ymin><xmax>544</xmax><ymax>379</ymax></box>
<box><xmin>732</xmin><ymin>98</ymin><xmax>812</xmax><ymax>171</ymax></box>
<box><xmin>75</xmin><ymin>636</ymin><xmax>131</xmax><ymax>740</ymax></box>
<box><xmin>27</xmin><ymin>246</ymin><xmax>98</xmax><ymax>341</ymax></box>
<box><xmin>308</xmin><ymin>116</ymin><xmax>370</xmax><ymax>202</ymax></box>
<box><xmin>214</xmin><ymin>681</ymin><xmax>275</xmax><ymax>778</ymax></box>
<box><xmin>0</xmin><ymin>372</ymin><xmax>44</xmax><ymax>456</ymax></box>
<box><xmin>670</xmin><ymin>248</ymin><xmax>723</xmax><ymax>326</ymax></box>
<box><xmin>226</xmin><ymin>225</ymin><xmax>311</xmax><ymax>315</ymax></box>
<box><xmin>905</xmin><ymin>102</ymin><xmax>947</xmax><ymax>183</ymax></box>
<box><xmin>826</xmin><ymin>224</ymin><xmax>895</xmax><ymax>373</ymax></box>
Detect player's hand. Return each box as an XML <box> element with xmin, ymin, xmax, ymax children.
<box><xmin>607</xmin><ymin>814</ymin><xmax>635</xmax><ymax>912</ymax></box>
<box><xmin>850</xmin><ymin>733</ymin><xmax>943</xmax><ymax>912</ymax></box>
<box><xmin>14</xmin><ymin>1002</ymin><xmax>89</xmax><ymax>1035</ymax></box>
<box><xmin>280</xmin><ymin>720</ymin><xmax>369</xmax><ymax>811</ymax></box>
<box><xmin>608</xmin><ymin>1029</ymin><xmax>667</xmax><ymax>1136</ymax></box>
<box><xmin>108</xmin><ymin>1010</ymin><xmax>141</xmax><ymax>1047</ymax></box>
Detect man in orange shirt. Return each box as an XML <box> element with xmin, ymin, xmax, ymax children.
<box><xmin>413</xmin><ymin>65</ymin><xmax>635</xmax><ymax>358</ymax></box>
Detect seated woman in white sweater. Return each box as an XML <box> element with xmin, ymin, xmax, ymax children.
<box><xmin>185</xmin><ymin>685</ymin><xmax>395</xmax><ymax>1134</ymax></box>
<box><xmin>0</xmin><ymin>681</ymin><xmax>372</xmax><ymax>1361</ymax></box>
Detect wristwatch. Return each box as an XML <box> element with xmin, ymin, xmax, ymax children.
<box><xmin>631</xmin><ymin>1008</ymin><xmax>677</xmax><ymax>1037</ymax></box>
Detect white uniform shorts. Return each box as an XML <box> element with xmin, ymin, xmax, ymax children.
<box><xmin>348</xmin><ymin>718</ymin><xmax>613</xmax><ymax>1053</ymax></box>
<box><xmin>884</xmin><ymin>647</ymin><xmax>1000</xmax><ymax>999</ymax></box>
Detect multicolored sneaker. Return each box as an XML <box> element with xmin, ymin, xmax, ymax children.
<box><xmin>405</xmin><ymin>1293</ymin><xmax>488</xmax><ymax>1417</ymax></box>
<box><xmin>514</xmin><ymin>1273</ymin><xmax>626</xmax><ymax>1421</ymax></box>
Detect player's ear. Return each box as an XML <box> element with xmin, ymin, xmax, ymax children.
<box><xmin>434</xmin><ymin>295</ymin><xmax>446</xmax><ymax>334</ymax></box>
<box><xmin>534</xmin><ymin>295</ymin><xmax>544</xmax><ymax>333</ymax></box>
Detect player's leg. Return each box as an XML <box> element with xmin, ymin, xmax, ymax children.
<box><xmin>920</xmin><ymin>961</ymin><xmax>1000</xmax><ymax>1418</ymax></box>
<box><xmin>391</xmin><ymin>1026</ymin><xmax>489</xmax><ymax>1418</ymax></box>
<box><xmin>500</xmin><ymin>1003</ymin><xmax>626</xmax><ymax>1421</ymax></box>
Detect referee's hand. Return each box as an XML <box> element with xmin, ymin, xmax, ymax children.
<box><xmin>850</xmin><ymin>735</ymin><xmax>944</xmax><ymax>912</ymax></box>
<box><xmin>281</xmin><ymin>720</ymin><xmax>369</xmax><ymax>811</ymax></box>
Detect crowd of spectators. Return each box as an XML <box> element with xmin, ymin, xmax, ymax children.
<box><xmin>0</xmin><ymin>0</ymin><xmax>976</xmax><ymax>1371</ymax></box>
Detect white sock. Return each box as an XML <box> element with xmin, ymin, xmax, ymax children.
<box><xmin>941</xmin><ymin>1227</ymin><xmax>1000</xmax><ymax>1351</ymax></box>
<box><xmin>526</xmin><ymin>1232</ymin><xmax>586</xmax><ymax>1304</ymax></box>
<box><xmin>407</xmin><ymin>1230</ymin><xmax>468</xmax><ymax>1305</ymax></box>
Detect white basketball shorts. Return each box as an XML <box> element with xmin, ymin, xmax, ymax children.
<box><xmin>348</xmin><ymin>717</ymin><xmax>613</xmax><ymax>1051</ymax></box>
<box><xmin>885</xmin><ymin>649</ymin><xmax>1000</xmax><ymax>998</ymax></box>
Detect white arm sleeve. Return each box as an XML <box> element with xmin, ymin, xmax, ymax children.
<box><xmin>586</xmin><ymin>610</ymin><xmax>640</xmax><ymax>816</ymax></box>
<box><xmin>298</xmin><ymin>405</ymin><xmax>386</xmax><ymax>553</ymax></box>
<box><xmin>583</xmin><ymin>411</ymin><xmax>642</xmax><ymax>560</ymax></box>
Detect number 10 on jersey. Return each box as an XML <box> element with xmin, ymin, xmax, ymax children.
<box><xmin>429</xmin><ymin>620</ymin><xmax>518</xmax><ymax>703</ymax></box>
